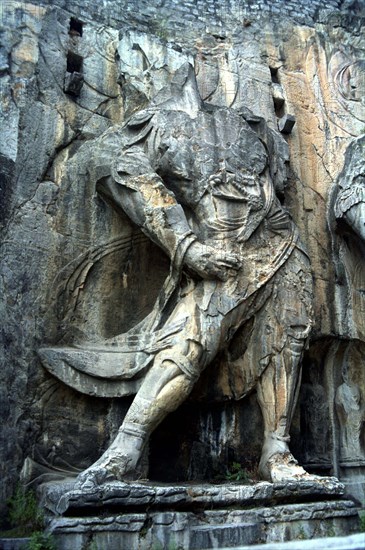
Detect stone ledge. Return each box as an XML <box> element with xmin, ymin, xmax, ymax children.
<box><xmin>41</xmin><ymin>478</ymin><xmax>345</xmax><ymax>515</ymax></box>
<box><xmin>0</xmin><ymin>539</ymin><xmax>30</xmax><ymax>550</ymax></box>
<box><xmin>229</xmin><ymin>533</ymin><xmax>365</xmax><ymax>550</ymax></box>
<box><xmin>48</xmin><ymin>500</ymin><xmax>360</xmax><ymax>550</ymax></box>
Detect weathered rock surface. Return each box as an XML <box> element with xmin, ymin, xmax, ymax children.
<box><xmin>231</xmin><ymin>534</ymin><xmax>365</xmax><ymax>550</ymax></box>
<box><xmin>41</xmin><ymin>478</ymin><xmax>345</xmax><ymax>515</ymax></box>
<box><xmin>48</xmin><ymin>503</ymin><xmax>360</xmax><ymax>550</ymax></box>
<box><xmin>0</xmin><ymin>0</ymin><xmax>364</xmax><ymax>524</ymax></box>
<box><xmin>41</xmin><ymin>479</ymin><xmax>359</xmax><ymax>549</ymax></box>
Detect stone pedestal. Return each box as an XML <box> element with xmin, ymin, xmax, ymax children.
<box><xmin>340</xmin><ymin>465</ymin><xmax>365</xmax><ymax>506</ymax></box>
<box><xmin>42</xmin><ymin>479</ymin><xmax>360</xmax><ymax>550</ymax></box>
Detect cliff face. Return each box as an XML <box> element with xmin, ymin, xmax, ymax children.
<box><xmin>1</xmin><ymin>0</ymin><xmax>364</xmax><ymax>506</ymax></box>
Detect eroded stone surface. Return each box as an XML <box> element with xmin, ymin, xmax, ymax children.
<box><xmin>41</xmin><ymin>478</ymin><xmax>345</xmax><ymax>515</ymax></box>
<box><xmin>1</xmin><ymin>0</ymin><xmax>364</xmax><ymax>515</ymax></box>
<box><xmin>47</xmin><ymin>495</ymin><xmax>359</xmax><ymax>549</ymax></box>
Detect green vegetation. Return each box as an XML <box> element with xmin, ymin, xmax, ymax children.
<box><xmin>359</xmin><ymin>511</ymin><xmax>365</xmax><ymax>532</ymax></box>
<box><xmin>0</xmin><ymin>483</ymin><xmax>56</xmax><ymax>549</ymax></box>
<box><xmin>151</xmin><ymin>18</ymin><xmax>169</xmax><ymax>41</ymax></box>
<box><xmin>213</xmin><ymin>460</ymin><xmax>259</xmax><ymax>483</ymax></box>
<box><xmin>296</xmin><ymin>526</ymin><xmax>307</xmax><ymax>540</ymax></box>
<box><xmin>27</xmin><ymin>531</ymin><xmax>56</xmax><ymax>550</ymax></box>
<box><xmin>224</xmin><ymin>462</ymin><xmax>250</xmax><ymax>482</ymax></box>
<box><xmin>5</xmin><ymin>484</ymin><xmax>43</xmax><ymax>537</ymax></box>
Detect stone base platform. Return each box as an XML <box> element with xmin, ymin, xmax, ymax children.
<box><xmin>42</xmin><ymin>479</ymin><xmax>360</xmax><ymax>550</ymax></box>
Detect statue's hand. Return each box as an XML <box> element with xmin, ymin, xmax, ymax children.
<box><xmin>184</xmin><ymin>241</ymin><xmax>241</xmax><ymax>281</ymax></box>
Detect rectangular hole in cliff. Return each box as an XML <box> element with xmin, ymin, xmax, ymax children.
<box><xmin>274</xmin><ymin>102</ymin><xmax>285</xmax><ymax>118</ymax></box>
<box><xmin>66</xmin><ymin>51</ymin><xmax>83</xmax><ymax>74</ymax></box>
<box><xmin>270</xmin><ymin>66</ymin><xmax>279</xmax><ymax>83</ymax></box>
<box><xmin>69</xmin><ymin>17</ymin><xmax>83</xmax><ymax>37</ymax></box>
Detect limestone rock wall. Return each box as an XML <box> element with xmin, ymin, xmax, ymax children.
<box><xmin>1</xmin><ymin>0</ymin><xmax>364</xmax><ymax>509</ymax></box>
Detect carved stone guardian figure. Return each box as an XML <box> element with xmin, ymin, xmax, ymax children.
<box><xmin>39</xmin><ymin>63</ymin><xmax>319</xmax><ymax>489</ymax></box>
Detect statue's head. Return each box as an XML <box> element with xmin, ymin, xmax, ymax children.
<box><xmin>150</xmin><ymin>62</ymin><xmax>202</xmax><ymax>117</ymax></box>
<box><xmin>116</xmin><ymin>30</ymin><xmax>194</xmax><ymax>115</ymax></box>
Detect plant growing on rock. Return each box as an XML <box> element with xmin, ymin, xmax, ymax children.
<box><xmin>2</xmin><ymin>484</ymin><xmax>56</xmax><ymax>549</ymax></box>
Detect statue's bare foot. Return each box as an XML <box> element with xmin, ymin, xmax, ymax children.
<box><xmin>75</xmin><ymin>428</ymin><xmax>145</xmax><ymax>490</ymax></box>
<box><xmin>76</xmin><ymin>466</ymin><xmax>115</xmax><ymax>491</ymax></box>
<box><xmin>75</xmin><ymin>450</ymin><xmax>137</xmax><ymax>490</ymax></box>
<box><xmin>262</xmin><ymin>451</ymin><xmax>327</xmax><ymax>483</ymax></box>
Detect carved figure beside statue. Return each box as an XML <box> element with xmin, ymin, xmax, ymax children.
<box><xmin>39</xmin><ymin>63</ymin><xmax>336</xmax><ymax>489</ymax></box>
<box><xmin>330</xmin><ymin>135</ymin><xmax>365</xmax><ymax>467</ymax></box>
<box><xmin>336</xmin><ymin>379</ymin><xmax>365</xmax><ymax>464</ymax></box>
<box><xmin>328</xmin><ymin>134</ymin><xmax>365</xmax><ymax>342</ymax></box>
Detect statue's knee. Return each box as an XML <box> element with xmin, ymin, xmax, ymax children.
<box><xmin>157</xmin><ymin>346</ymin><xmax>202</xmax><ymax>383</ymax></box>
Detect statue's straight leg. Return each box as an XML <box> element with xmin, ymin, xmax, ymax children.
<box><xmin>255</xmin><ymin>249</ymin><xmax>314</xmax><ymax>481</ymax></box>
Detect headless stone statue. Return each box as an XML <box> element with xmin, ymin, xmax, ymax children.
<box><xmin>40</xmin><ymin>64</ymin><xmax>319</xmax><ymax>489</ymax></box>
<box><xmin>335</xmin><ymin>360</ymin><xmax>365</xmax><ymax>464</ymax></box>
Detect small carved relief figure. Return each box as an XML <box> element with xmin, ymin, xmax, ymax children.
<box><xmin>40</xmin><ymin>64</ymin><xmax>318</xmax><ymax>488</ymax></box>
<box><xmin>335</xmin><ymin>364</ymin><xmax>365</xmax><ymax>463</ymax></box>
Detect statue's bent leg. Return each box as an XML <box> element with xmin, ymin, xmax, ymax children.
<box><xmin>255</xmin><ymin>249</ymin><xmax>316</xmax><ymax>482</ymax></box>
<box><xmin>76</xmin><ymin>341</ymin><xmax>202</xmax><ymax>489</ymax></box>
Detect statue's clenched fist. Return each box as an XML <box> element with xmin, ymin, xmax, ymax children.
<box><xmin>184</xmin><ymin>241</ymin><xmax>241</xmax><ymax>281</ymax></box>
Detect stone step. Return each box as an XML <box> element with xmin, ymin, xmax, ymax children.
<box><xmin>229</xmin><ymin>532</ymin><xmax>365</xmax><ymax>550</ymax></box>
<box><xmin>41</xmin><ymin>478</ymin><xmax>346</xmax><ymax>515</ymax></box>
<box><xmin>48</xmin><ymin>499</ymin><xmax>360</xmax><ymax>549</ymax></box>
<box><xmin>0</xmin><ymin>539</ymin><xmax>30</xmax><ymax>550</ymax></box>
